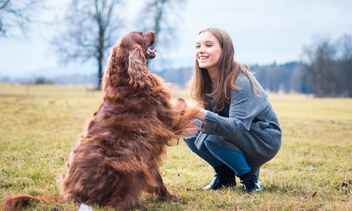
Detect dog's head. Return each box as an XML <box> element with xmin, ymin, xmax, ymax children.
<box><xmin>118</xmin><ymin>31</ymin><xmax>157</xmax><ymax>62</ymax></box>
<box><xmin>102</xmin><ymin>32</ymin><xmax>157</xmax><ymax>91</ymax></box>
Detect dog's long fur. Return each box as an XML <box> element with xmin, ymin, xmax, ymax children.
<box><xmin>2</xmin><ymin>31</ymin><xmax>199</xmax><ymax>210</ymax></box>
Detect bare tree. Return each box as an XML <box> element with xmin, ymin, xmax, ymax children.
<box><xmin>302</xmin><ymin>36</ymin><xmax>337</xmax><ymax>97</ymax></box>
<box><xmin>338</xmin><ymin>34</ymin><xmax>352</xmax><ymax>97</ymax></box>
<box><xmin>136</xmin><ymin>0</ymin><xmax>186</xmax><ymax>68</ymax></box>
<box><xmin>0</xmin><ymin>0</ymin><xmax>43</xmax><ymax>37</ymax></box>
<box><xmin>51</xmin><ymin>0</ymin><xmax>124</xmax><ymax>88</ymax></box>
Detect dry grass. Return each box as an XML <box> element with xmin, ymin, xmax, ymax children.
<box><xmin>0</xmin><ymin>83</ymin><xmax>351</xmax><ymax>210</ymax></box>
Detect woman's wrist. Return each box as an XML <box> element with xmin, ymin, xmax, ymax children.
<box><xmin>198</xmin><ymin>108</ymin><xmax>207</xmax><ymax>122</ymax></box>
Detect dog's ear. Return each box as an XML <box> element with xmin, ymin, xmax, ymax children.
<box><xmin>127</xmin><ymin>46</ymin><xmax>150</xmax><ymax>88</ymax></box>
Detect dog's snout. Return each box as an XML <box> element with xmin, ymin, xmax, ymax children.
<box><xmin>144</xmin><ymin>32</ymin><xmax>156</xmax><ymax>46</ymax></box>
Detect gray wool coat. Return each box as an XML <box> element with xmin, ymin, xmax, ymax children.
<box><xmin>194</xmin><ymin>72</ymin><xmax>282</xmax><ymax>176</ymax></box>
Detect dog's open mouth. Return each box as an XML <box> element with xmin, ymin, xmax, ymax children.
<box><xmin>144</xmin><ymin>31</ymin><xmax>157</xmax><ymax>59</ymax></box>
<box><xmin>146</xmin><ymin>47</ymin><xmax>156</xmax><ymax>59</ymax></box>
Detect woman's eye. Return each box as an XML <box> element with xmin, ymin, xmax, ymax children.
<box><xmin>206</xmin><ymin>44</ymin><xmax>212</xmax><ymax>47</ymax></box>
<box><xmin>195</xmin><ymin>45</ymin><xmax>200</xmax><ymax>49</ymax></box>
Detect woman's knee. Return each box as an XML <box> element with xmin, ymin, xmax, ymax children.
<box><xmin>183</xmin><ymin>137</ymin><xmax>198</xmax><ymax>152</ymax></box>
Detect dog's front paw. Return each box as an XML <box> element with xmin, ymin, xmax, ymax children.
<box><xmin>175</xmin><ymin>97</ymin><xmax>186</xmax><ymax>106</ymax></box>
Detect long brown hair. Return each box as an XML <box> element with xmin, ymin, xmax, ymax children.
<box><xmin>188</xmin><ymin>28</ymin><xmax>260</xmax><ymax>111</ymax></box>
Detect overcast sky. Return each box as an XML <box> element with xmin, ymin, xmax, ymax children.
<box><xmin>1</xmin><ymin>0</ymin><xmax>352</xmax><ymax>77</ymax></box>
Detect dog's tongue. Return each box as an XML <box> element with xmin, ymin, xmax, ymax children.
<box><xmin>149</xmin><ymin>49</ymin><xmax>157</xmax><ymax>54</ymax></box>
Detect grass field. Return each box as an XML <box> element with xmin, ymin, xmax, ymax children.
<box><xmin>0</xmin><ymin>83</ymin><xmax>351</xmax><ymax>210</ymax></box>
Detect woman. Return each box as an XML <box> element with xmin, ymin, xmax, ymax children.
<box><xmin>184</xmin><ymin>28</ymin><xmax>282</xmax><ymax>194</ymax></box>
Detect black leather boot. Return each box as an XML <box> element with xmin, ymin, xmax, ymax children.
<box><xmin>203</xmin><ymin>165</ymin><xmax>237</xmax><ymax>190</ymax></box>
<box><xmin>240</xmin><ymin>173</ymin><xmax>264</xmax><ymax>194</ymax></box>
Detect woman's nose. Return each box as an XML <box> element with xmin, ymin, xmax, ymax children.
<box><xmin>196</xmin><ymin>45</ymin><xmax>205</xmax><ymax>53</ymax></box>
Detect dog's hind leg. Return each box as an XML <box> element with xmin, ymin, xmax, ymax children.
<box><xmin>108</xmin><ymin>189</ymin><xmax>141</xmax><ymax>210</ymax></box>
<box><xmin>147</xmin><ymin>172</ymin><xmax>178</xmax><ymax>201</ymax></box>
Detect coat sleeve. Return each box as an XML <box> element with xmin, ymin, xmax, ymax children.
<box><xmin>202</xmin><ymin>74</ymin><xmax>267</xmax><ymax>140</ymax></box>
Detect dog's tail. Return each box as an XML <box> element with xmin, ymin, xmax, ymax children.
<box><xmin>2</xmin><ymin>194</ymin><xmax>62</xmax><ymax>211</ymax></box>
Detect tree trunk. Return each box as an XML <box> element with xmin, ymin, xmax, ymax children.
<box><xmin>348</xmin><ymin>59</ymin><xmax>352</xmax><ymax>97</ymax></box>
<box><xmin>98</xmin><ymin>56</ymin><xmax>103</xmax><ymax>89</ymax></box>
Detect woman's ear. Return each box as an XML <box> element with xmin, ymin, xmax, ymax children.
<box><xmin>127</xmin><ymin>46</ymin><xmax>149</xmax><ymax>88</ymax></box>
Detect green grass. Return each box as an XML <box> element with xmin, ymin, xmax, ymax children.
<box><xmin>0</xmin><ymin>83</ymin><xmax>351</xmax><ymax>210</ymax></box>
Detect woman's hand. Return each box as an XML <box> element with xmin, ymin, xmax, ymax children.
<box><xmin>185</xmin><ymin>101</ymin><xmax>207</xmax><ymax>122</ymax></box>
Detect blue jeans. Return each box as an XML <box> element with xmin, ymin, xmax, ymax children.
<box><xmin>184</xmin><ymin>137</ymin><xmax>251</xmax><ymax>177</ymax></box>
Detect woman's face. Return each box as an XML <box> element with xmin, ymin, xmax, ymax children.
<box><xmin>195</xmin><ymin>31</ymin><xmax>222</xmax><ymax>71</ymax></box>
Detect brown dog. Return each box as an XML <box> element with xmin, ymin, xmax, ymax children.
<box><xmin>3</xmin><ymin>31</ymin><xmax>199</xmax><ymax>210</ymax></box>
